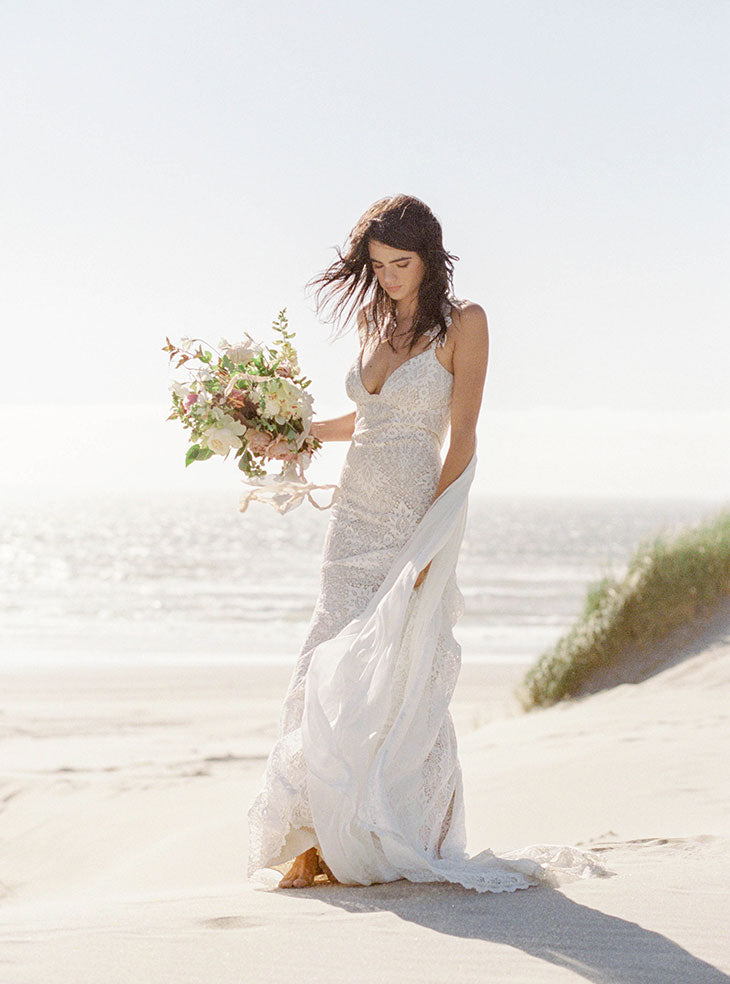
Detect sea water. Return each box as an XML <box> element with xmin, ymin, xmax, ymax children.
<box><xmin>0</xmin><ymin>490</ymin><xmax>724</xmax><ymax>668</ymax></box>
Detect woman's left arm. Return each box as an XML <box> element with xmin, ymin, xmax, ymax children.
<box><xmin>414</xmin><ymin>302</ymin><xmax>489</xmax><ymax>587</ymax></box>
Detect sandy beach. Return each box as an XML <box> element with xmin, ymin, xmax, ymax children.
<box><xmin>1</xmin><ymin>627</ymin><xmax>729</xmax><ymax>983</ymax></box>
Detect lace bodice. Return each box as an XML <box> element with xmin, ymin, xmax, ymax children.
<box><xmin>346</xmin><ymin>297</ymin><xmax>456</xmax><ymax>446</ymax></box>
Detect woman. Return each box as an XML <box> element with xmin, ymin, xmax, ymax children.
<box><xmin>247</xmin><ymin>195</ymin><xmax>606</xmax><ymax>893</ymax></box>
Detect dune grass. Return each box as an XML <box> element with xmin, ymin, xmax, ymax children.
<box><xmin>520</xmin><ymin>508</ymin><xmax>730</xmax><ymax>709</ymax></box>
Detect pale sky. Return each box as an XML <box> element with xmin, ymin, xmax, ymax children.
<box><xmin>1</xmin><ymin>1</ymin><xmax>728</xmax><ymax>500</ymax></box>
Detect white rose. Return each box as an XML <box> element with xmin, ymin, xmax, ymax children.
<box><xmin>200</xmin><ymin>417</ymin><xmax>246</xmax><ymax>456</ymax></box>
<box><xmin>225</xmin><ymin>332</ymin><xmax>263</xmax><ymax>365</ymax></box>
<box><xmin>204</xmin><ymin>429</ymin><xmax>241</xmax><ymax>456</ymax></box>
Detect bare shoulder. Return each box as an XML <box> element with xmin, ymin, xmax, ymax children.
<box><xmin>449</xmin><ymin>298</ymin><xmax>488</xmax><ymax>338</ymax></box>
<box><xmin>446</xmin><ymin>299</ymin><xmax>489</xmax><ymax>368</ymax></box>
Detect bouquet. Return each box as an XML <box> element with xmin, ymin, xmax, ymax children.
<box><xmin>163</xmin><ymin>310</ymin><xmax>337</xmax><ymax>513</ymax></box>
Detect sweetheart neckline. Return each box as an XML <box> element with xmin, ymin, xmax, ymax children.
<box><xmin>357</xmin><ymin>344</ymin><xmax>453</xmax><ymax>398</ymax></box>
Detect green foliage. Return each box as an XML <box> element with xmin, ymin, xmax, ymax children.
<box><xmin>271</xmin><ymin>308</ymin><xmax>293</xmax><ymax>340</ymax></box>
<box><xmin>185</xmin><ymin>443</ymin><xmax>214</xmax><ymax>466</ymax></box>
<box><xmin>237</xmin><ymin>447</ymin><xmax>266</xmax><ymax>476</ymax></box>
<box><xmin>582</xmin><ymin>575</ymin><xmax>614</xmax><ymax>619</ymax></box>
<box><xmin>521</xmin><ymin>509</ymin><xmax>730</xmax><ymax>709</ymax></box>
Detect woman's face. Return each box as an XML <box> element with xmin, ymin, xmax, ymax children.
<box><xmin>368</xmin><ymin>239</ymin><xmax>426</xmax><ymax>306</ymax></box>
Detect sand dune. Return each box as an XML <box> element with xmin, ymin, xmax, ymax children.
<box><xmin>0</xmin><ymin>635</ymin><xmax>728</xmax><ymax>983</ymax></box>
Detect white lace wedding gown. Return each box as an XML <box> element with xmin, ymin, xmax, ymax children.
<box><xmin>246</xmin><ymin>298</ymin><xmax>609</xmax><ymax>892</ymax></box>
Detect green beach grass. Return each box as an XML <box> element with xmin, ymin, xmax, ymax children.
<box><xmin>521</xmin><ymin>507</ymin><xmax>730</xmax><ymax>710</ymax></box>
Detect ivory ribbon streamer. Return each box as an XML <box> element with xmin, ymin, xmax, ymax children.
<box><xmin>239</xmin><ymin>475</ymin><xmax>338</xmax><ymax>514</ymax></box>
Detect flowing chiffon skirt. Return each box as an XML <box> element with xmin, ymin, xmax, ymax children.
<box><xmin>248</xmin><ymin>454</ymin><xmax>612</xmax><ymax>891</ymax></box>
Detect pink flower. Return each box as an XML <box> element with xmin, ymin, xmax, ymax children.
<box><xmin>182</xmin><ymin>393</ymin><xmax>198</xmax><ymax>413</ymax></box>
<box><xmin>246</xmin><ymin>429</ymin><xmax>274</xmax><ymax>455</ymax></box>
<box><xmin>276</xmin><ymin>364</ymin><xmax>293</xmax><ymax>378</ymax></box>
<box><xmin>266</xmin><ymin>436</ymin><xmax>297</xmax><ymax>461</ymax></box>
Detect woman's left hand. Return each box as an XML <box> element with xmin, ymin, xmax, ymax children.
<box><xmin>414</xmin><ymin>561</ymin><xmax>431</xmax><ymax>589</ymax></box>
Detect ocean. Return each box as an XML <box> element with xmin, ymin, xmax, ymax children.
<box><xmin>0</xmin><ymin>490</ymin><xmax>724</xmax><ymax>668</ymax></box>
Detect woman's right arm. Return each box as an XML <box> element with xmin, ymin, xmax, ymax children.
<box><xmin>311</xmin><ymin>411</ymin><xmax>356</xmax><ymax>442</ymax></box>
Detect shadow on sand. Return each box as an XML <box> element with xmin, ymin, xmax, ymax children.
<box><xmin>273</xmin><ymin>877</ymin><xmax>728</xmax><ymax>984</ymax></box>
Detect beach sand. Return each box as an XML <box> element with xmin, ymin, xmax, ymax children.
<box><xmin>0</xmin><ymin>633</ymin><xmax>728</xmax><ymax>983</ymax></box>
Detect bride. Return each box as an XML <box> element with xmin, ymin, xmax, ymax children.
<box><xmin>247</xmin><ymin>194</ymin><xmax>607</xmax><ymax>893</ymax></box>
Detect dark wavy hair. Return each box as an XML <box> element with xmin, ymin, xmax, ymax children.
<box><xmin>306</xmin><ymin>194</ymin><xmax>459</xmax><ymax>353</ymax></box>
